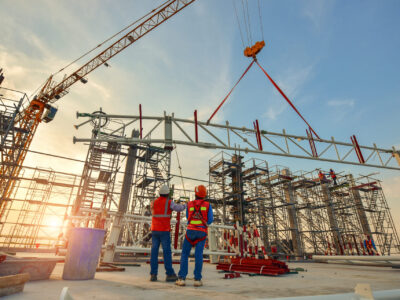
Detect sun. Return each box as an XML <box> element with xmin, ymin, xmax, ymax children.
<box><xmin>47</xmin><ymin>216</ymin><xmax>63</xmax><ymax>229</ymax></box>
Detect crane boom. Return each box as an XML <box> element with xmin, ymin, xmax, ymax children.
<box><xmin>0</xmin><ymin>0</ymin><xmax>197</xmax><ymax>209</ymax></box>
<box><xmin>40</xmin><ymin>0</ymin><xmax>196</xmax><ymax>103</ymax></box>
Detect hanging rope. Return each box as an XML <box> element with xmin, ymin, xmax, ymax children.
<box><xmin>54</xmin><ymin>0</ymin><xmax>172</xmax><ymax>75</ymax></box>
<box><xmin>257</xmin><ymin>0</ymin><xmax>264</xmax><ymax>40</ymax></box>
<box><xmin>174</xmin><ymin>143</ymin><xmax>187</xmax><ymax>198</ymax></box>
<box><xmin>232</xmin><ymin>0</ymin><xmax>245</xmax><ymax>48</ymax></box>
<box><xmin>244</xmin><ymin>0</ymin><xmax>253</xmax><ymax>45</ymax></box>
<box><xmin>207</xmin><ymin>59</ymin><xmax>255</xmax><ymax>124</ymax></box>
<box><xmin>30</xmin><ymin>0</ymin><xmax>173</xmax><ymax>98</ymax></box>
<box><xmin>241</xmin><ymin>0</ymin><xmax>251</xmax><ymax>46</ymax></box>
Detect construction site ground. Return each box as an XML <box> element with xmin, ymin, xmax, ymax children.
<box><xmin>4</xmin><ymin>258</ymin><xmax>400</xmax><ymax>299</ymax></box>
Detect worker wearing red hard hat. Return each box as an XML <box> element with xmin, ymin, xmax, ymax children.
<box><xmin>150</xmin><ymin>184</ymin><xmax>186</xmax><ymax>282</ymax></box>
<box><xmin>176</xmin><ymin>185</ymin><xmax>213</xmax><ymax>287</ymax></box>
<box><xmin>329</xmin><ymin>169</ymin><xmax>337</xmax><ymax>185</ymax></box>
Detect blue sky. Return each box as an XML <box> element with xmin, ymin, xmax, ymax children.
<box><xmin>1</xmin><ymin>0</ymin><xmax>400</xmax><ymax>225</ymax></box>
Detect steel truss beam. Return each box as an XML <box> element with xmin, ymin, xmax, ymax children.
<box><xmin>74</xmin><ymin>112</ymin><xmax>400</xmax><ymax>171</ymax></box>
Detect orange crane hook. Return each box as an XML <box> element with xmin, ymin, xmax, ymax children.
<box><xmin>244</xmin><ymin>40</ymin><xmax>265</xmax><ymax>58</ymax></box>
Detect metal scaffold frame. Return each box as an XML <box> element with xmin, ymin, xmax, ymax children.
<box><xmin>72</xmin><ymin>111</ymin><xmax>400</xmax><ymax>258</ymax></box>
<box><xmin>0</xmin><ymin>87</ymin><xmax>30</xmax><ymax>209</ymax></box>
<box><xmin>0</xmin><ymin>166</ymin><xmax>80</xmax><ymax>250</ymax></box>
<box><xmin>73</xmin><ymin>112</ymin><xmax>400</xmax><ymax>171</ymax></box>
<box><xmin>1</xmin><ymin>107</ymin><xmax>399</xmax><ymax>258</ymax></box>
<box><xmin>209</xmin><ymin>159</ymin><xmax>400</xmax><ymax>257</ymax></box>
<box><xmin>72</xmin><ymin>115</ymin><xmax>125</xmax><ymax>224</ymax></box>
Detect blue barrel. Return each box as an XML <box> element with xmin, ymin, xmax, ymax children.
<box><xmin>62</xmin><ymin>227</ymin><xmax>105</xmax><ymax>280</ymax></box>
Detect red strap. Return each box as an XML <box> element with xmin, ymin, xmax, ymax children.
<box><xmin>188</xmin><ymin>201</ymin><xmax>207</xmax><ymax>227</ymax></box>
<box><xmin>185</xmin><ymin>233</ymin><xmax>207</xmax><ymax>246</ymax></box>
<box><xmin>255</xmin><ymin>60</ymin><xmax>320</xmax><ymax>140</ymax></box>
<box><xmin>306</xmin><ymin>127</ymin><xmax>318</xmax><ymax>157</ymax></box>
<box><xmin>207</xmin><ymin>60</ymin><xmax>255</xmax><ymax>124</ymax></box>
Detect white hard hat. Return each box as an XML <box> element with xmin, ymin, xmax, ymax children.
<box><xmin>159</xmin><ymin>185</ymin><xmax>169</xmax><ymax>195</ymax></box>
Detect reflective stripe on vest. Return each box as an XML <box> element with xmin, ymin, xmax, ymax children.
<box><xmin>153</xmin><ymin>196</ymin><xmax>171</xmax><ymax>218</ymax></box>
<box><xmin>189</xmin><ymin>207</ymin><xmax>207</xmax><ymax>211</ymax></box>
<box><xmin>190</xmin><ymin>220</ymin><xmax>204</xmax><ymax>225</ymax></box>
<box><xmin>187</xmin><ymin>200</ymin><xmax>209</xmax><ymax>231</ymax></box>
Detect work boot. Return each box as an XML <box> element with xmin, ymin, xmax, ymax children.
<box><xmin>194</xmin><ymin>280</ymin><xmax>203</xmax><ymax>287</ymax></box>
<box><xmin>150</xmin><ymin>274</ymin><xmax>157</xmax><ymax>282</ymax></box>
<box><xmin>166</xmin><ymin>274</ymin><xmax>178</xmax><ymax>282</ymax></box>
<box><xmin>175</xmin><ymin>277</ymin><xmax>186</xmax><ymax>286</ymax></box>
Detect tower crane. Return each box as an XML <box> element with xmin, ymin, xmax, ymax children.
<box><xmin>0</xmin><ymin>0</ymin><xmax>197</xmax><ymax>208</ymax></box>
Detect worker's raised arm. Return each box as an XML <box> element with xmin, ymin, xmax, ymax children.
<box><xmin>170</xmin><ymin>201</ymin><xmax>186</xmax><ymax>212</ymax></box>
<box><xmin>207</xmin><ymin>204</ymin><xmax>214</xmax><ymax>225</ymax></box>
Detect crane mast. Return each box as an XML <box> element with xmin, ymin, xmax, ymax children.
<box><xmin>0</xmin><ymin>0</ymin><xmax>196</xmax><ymax>208</ymax></box>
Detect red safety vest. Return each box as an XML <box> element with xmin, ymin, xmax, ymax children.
<box><xmin>330</xmin><ymin>171</ymin><xmax>336</xmax><ymax>179</ymax></box>
<box><xmin>318</xmin><ymin>172</ymin><xmax>325</xmax><ymax>180</ymax></box>
<box><xmin>151</xmin><ymin>196</ymin><xmax>172</xmax><ymax>231</ymax></box>
<box><xmin>187</xmin><ymin>199</ymin><xmax>209</xmax><ymax>233</ymax></box>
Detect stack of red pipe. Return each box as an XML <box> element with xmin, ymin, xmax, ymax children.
<box><xmin>217</xmin><ymin>257</ymin><xmax>289</xmax><ymax>276</ymax></box>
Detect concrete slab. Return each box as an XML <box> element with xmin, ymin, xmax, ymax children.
<box><xmin>2</xmin><ymin>260</ymin><xmax>400</xmax><ymax>299</ymax></box>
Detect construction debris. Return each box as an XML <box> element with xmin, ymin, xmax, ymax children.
<box><xmin>223</xmin><ymin>272</ymin><xmax>241</xmax><ymax>279</ymax></box>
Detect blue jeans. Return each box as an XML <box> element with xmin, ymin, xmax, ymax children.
<box><xmin>150</xmin><ymin>231</ymin><xmax>175</xmax><ymax>276</ymax></box>
<box><xmin>178</xmin><ymin>229</ymin><xmax>207</xmax><ymax>280</ymax></box>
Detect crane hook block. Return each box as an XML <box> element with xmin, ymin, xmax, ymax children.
<box><xmin>244</xmin><ymin>41</ymin><xmax>265</xmax><ymax>58</ymax></box>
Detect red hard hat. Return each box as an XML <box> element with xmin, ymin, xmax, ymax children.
<box><xmin>195</xmin><ymin>185</ymin><xmax>207</xmax><ymax>198</ymax></box>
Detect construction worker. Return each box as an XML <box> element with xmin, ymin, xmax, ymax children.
<box><xmin>318</xmin><ymin>171</ymin><xmax>328</xmax><ymax>183</ymax></box>
<box><xmin>150</xmin><ymin>185</ymin><xmax>186</xmax><ymax>282</ymax></box>
<box><xmin>176</xmin><ymin>185</ymin><xmax>213</xmax><ymax>287</ymax></box>
<box><xmin>329</xmin><ymin>169</ymin><xmax>337</xmax><ymax>185</ymax></box>
<box><xmin>363</xmin><ymin>235</ymin><xmax>378</xmax><ymax>256</ymax></box>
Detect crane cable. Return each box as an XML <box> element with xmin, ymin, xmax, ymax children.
<box><xmin>54</xmin><ymin>0</ymin><xmax>173</xmax><ymax>75</ymax></box>
<box><xmin>241</xmin><ymin>0</ymin><xmax>252</xmax><ymax>46</ymax></box>
<box><xmin>257</xmin><ymin>0</ymin><xmax>264</xmax><ymax>40</ymax></box>
<box><xmin>174</xmin><ymin>143</ymin><xmax>187</xmax><ymax>198</ymax></box>
<box><xmin>244</xmin><ymin>0</ymin><xmax>253</xmax><ymax>45</ymax></box>
<box><xmin>232</xmin><ymin>0</ymin><xmax>245</xmax><ymax>48</ymax></box>
<box><xmin>30</xmin><ymin>0</ymin><xmax>173</xmax><ymax>99</ymax></box>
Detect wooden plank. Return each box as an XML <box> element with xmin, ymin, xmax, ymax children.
<box><xmin>0</xmin><ymin>273</ymin><xmax>29</xmax><ymax>297</ymax></box>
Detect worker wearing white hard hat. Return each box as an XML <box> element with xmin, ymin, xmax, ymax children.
<box><xmin>149</xmin><ymin>184</ymin><xmax>186</xmax><ymax>282</ymax></box>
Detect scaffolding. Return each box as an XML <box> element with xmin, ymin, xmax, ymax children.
<box><xmin>118</xmin><ymin>144</ymin><xmax>171</xmax><ymax>248</ymax></box>
<box><xmin>209</xmin><ymin>152</ymin><xmax>246</xmax><ymax>225</ymax></box>
<box><xmin>0</xmin><ymin>87</ymin><xmax>29</xmax><ymax>211</ymax></box>
<box><xmin>72</xmin><ymin>114</ymin><xmax>124</xmax><ymax>226</ymax></box>
<box><xmin>0</xmin><ymin>166</ymin><xmax>79</xmax><ymax>250</ymax></box>
<box><xmin>209</xmin><ymin>152</ymin><xmax>400</xmax><ymax>257</ymax></box>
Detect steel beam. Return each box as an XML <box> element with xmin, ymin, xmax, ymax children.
<box><xmin>74</xmin><ymin>112</ymin><xmax>400</xmax><ymax>171</ymax></box>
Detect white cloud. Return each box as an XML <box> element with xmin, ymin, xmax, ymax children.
<box><xmin>262</xmin><ymin>64</ymin><xmax>314</xmax><ymax>121</ymax></box>
<box><xmin>302</xmin><ymin>0</ymin><xmax>334</xmax><ymax>31</ymax></box>
<box><xmin>327</xmin><ymin>99</ymin><xmax>355</xmax><ymax>107</ymax></box>
<box><xmin>264</xmin><ymin>103</ymin><xmax>286</xmax><ymax>120</ymax></box>
<box><xmin>0</xmin><ymin>0</ymin><xmax>234</xmax><ymax>180</ymax></box>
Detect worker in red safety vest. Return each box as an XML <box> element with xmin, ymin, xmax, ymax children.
<box><xmin>318</xmin><ymin>171</ymin><xmax>328</xmax><ymax>183</ymax></box>
<box><xmin>150</xmin><ymin>185</ymin><xmax>186</xmax><ymax>282</ymax></box>
<box><xmin>329</xmin><ymin>169</ymin><xmax>337</xmax><ymax>185</ymax></box>
<box><xmin>176</xmin><ymin>185</ymin><xmax>214</xmax><ymax>287</ymax></box>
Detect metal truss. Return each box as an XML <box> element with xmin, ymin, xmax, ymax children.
<box><xmin>74</xmin><ymin>112</ymin><xmax>400</xmax><ymax>171</ymax></box>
